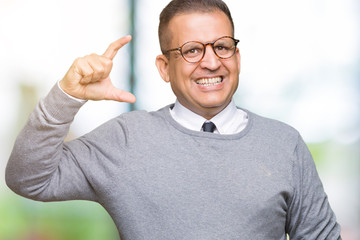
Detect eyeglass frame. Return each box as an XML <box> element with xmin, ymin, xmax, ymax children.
<box><xmin>163</xmin><ymin>36</ymin><xmax>240</xmax><ymax>63</ymax></box>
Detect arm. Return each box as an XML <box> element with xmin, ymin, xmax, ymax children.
<box><xmin>5</xmin><ymin>36</ymin><xmax>135</xmax><ymax>201</ymax></box>
<box><xmin>286</xmin><ymin>136</ymin><xmax>342</xmax><ymax>239</ymax></box>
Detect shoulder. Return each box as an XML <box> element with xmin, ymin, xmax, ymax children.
<box><xmin>245</xmin><ymin>110</ymin><xmax>299</xmax><ymax>135</ymax></box>
<box><xmin>117</xmin><ymin>105</ymin><xmax>169</xmax><ymax>124</ymax></box>
<box><xmin>245</xmin><ymin>109</ymin><xmax>301</xmax><ymax>149</ymax></box>
<box><xmin>248</xmin><ymin>110</ymin><xmax>298</xmax><ymax>133</ymax></box>
<box><xmin>80</xmin><ymin>106</ymin><xmax>171</xmax><ymax>145</ymax></box>
<box><xmin>105</xmin><ymin>105</ymin><xmax>171</xmax><ymax>135</ymax></box>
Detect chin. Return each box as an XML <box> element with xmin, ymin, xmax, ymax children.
<box><xmin>200</xmin><ymin>96</ymin><xmax>230</xmax><ymax>107</ymax></box>
<box><xmin>199</xmin><ymin>101</ymin><xmax>227</xmax><ymax>111</ymax></box>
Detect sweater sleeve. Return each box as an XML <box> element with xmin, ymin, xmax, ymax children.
<box><xmin>5</xmin><ymin>83</ymin><xmax>97</xmax><ymax>202</ymax></box>
<box><xmin>286</xmin><ymin>135</ymin><xmax>342</xmax><ymax>239</ymax></box>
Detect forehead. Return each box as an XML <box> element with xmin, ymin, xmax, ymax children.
<box><xmin>168</xmin><ymin>11</ymin><xmax>233</xmax><ymax>45</ymax></box>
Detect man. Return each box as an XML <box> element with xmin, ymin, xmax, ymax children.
<box><xmin>6</xmin><ymin>0</ymin><xmax>341</xmax><ymax>239</ymax></box>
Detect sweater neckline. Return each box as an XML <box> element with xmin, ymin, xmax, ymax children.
<box><xmin>158</xmin><ymin>104</ymin><xmax>254</xmax><ymax>140</ymax></box>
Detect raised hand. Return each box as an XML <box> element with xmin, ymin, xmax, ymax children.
<box><xmin>59</xmin><ymin>36</ymin><xmax>136</xmax><ymax>103</ymax></box>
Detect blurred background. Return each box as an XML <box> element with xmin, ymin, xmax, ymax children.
<box><xmin>0</xmin><ymin>0</ymin><xmax>359</xmax><ymax>239</ymax></box>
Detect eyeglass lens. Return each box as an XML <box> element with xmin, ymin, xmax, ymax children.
<box><xmin>181</xmin><ymin>37</ymin><xmax>236</xmax><ymax>63</ymax></box>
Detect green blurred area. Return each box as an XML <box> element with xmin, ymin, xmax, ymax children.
<box><xmin>0</xmin><ymin>192</ymin><xmax>119</xmax><ymax>240</ymax></box>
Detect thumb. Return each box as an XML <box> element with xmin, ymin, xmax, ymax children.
<box><xmin>105</xmin><ymin>87</ymin><xmax>136</xmax><ymax>103</ymax></box>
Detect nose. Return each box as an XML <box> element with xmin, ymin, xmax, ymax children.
<box><xmin>199</xmin><ymin>44</ymin><xmax>221</xmax><ymax>70</ymax></box>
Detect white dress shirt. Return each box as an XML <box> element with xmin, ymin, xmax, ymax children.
<box><xmin>170</xmin><ymin>99</ymin><xmax>248</xmax><ymax>134</ymax></box>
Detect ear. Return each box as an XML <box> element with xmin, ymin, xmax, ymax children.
<box><xmin>155</xmin><ymin>54</ymin><xmax>170</xmax><ymax>83</ymax></box>
<box><xmin>235</xmin><ymin>48</ymin><xmax>241</xmax><ymax>72</ymax></box>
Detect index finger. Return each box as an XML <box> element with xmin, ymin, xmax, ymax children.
<box><xmin>103</xmin><ymin>35</ymin><xmax>132</xmax><ymax>60</ymax></box>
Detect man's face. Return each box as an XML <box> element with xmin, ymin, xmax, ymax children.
<box><xmin>156</xmin><ymin>10</ymin><xmax>240</xmax><ymax>119</ymax></box>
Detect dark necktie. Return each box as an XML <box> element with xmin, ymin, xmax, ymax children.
<box><xmin>202</xmin><ymin>121</ymin><xmax>216</xmax><ymax>133</ymax></box>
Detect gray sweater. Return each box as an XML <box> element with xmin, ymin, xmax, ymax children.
<box><xmin>6</xmin><ymin>84</ymin><xmax>341</xmax><ymax>239</ymax></box>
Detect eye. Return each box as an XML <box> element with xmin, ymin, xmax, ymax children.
<box><xmin>183</xmin><ymin>47</ymin><xmax>202</xmax><ymax>56</ymax></box>
<box><xmin>215</xmin><ymin>45</ymin><xmax>230</xmax><ymax>51</ymax></box>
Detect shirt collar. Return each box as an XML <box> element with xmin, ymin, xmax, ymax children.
<box><xmin>170</xmin><ymin>99</ymin><xmax>245</xmax><ymax>134</ymax></box>
<box><xmin>170</xmin><ymin>99</ymin><xmax>206</xmax><ymax>132</ymax></box>
<box><xmin>211</xmin><ymin>100</ymin><xmax>239</xmax><ymax>134</ymax></box>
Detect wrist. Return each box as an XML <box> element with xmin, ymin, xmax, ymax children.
<box><xmin>57</xmin><ymin>80</ymin><xmax>86</xmax><ymax>103</ymax></box>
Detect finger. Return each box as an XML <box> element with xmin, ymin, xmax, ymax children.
<box><xmin>98</xmin><ymin>56</ymin><xmax>113</xmax><ymax>79</ymax></box>
<box><xmin>75</xmin><ymin>58</ymin><xmax>94</xmax><ymax>84</ymax></box>
<box><xmin>86</xmin><ymin>54</ymin><xmax>113</xmax><ymax>81</ymax></box>
<box><xmin>106</xmin><ymin>88</ymin><xmax>136</xmax><ymax>103</ymax></box>
<box><xmin>103</xmin><ymin>35</ymin><xmax>132</xmax><ymax>60</ymax></box>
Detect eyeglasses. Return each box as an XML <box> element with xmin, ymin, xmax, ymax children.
<box><xmin>163</xmin><ymin>36</ymin><xmax>239</xmax><ymax>63</ymax></box>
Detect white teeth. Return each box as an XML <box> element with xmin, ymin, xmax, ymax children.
<box><xmin>196</xmin><ymin>77</ymin><xmax>222</xmax><ymax>86</ymax></box>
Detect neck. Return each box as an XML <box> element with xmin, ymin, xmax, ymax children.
<box><xmin>181</xmin><ymin>101</ymin><xmax>232</xmax><ymax>120</ymax></box>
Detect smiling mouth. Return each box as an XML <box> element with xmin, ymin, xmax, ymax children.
<box><xmin>196</xmin><ymin>77</ymin><xmax>223</xmax><ymax>86</ymax></box>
